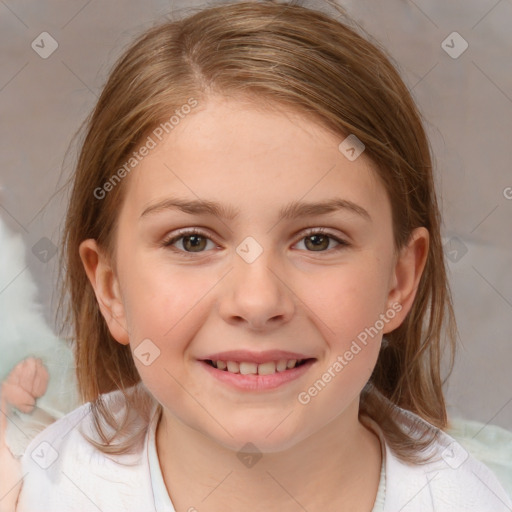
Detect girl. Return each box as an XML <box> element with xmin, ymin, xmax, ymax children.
<box><xmin>11</xmin><ymin>1</ymin><xmax>512</xmax><ymax>510</ymax></box>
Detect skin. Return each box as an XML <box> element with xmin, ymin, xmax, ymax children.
<box><xmin>0</xmin><ymin>358</ymin><xmax>49</xmax><ymax>512</ymax></box>
<box><xmin>80</xmin><ymin>95</ymin><xmax>428</xmax><ymax>512</ymax></box>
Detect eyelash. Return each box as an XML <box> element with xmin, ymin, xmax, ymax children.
<box><xmin>161</xmin><ymin>227</ymin><xmax>350</xmax><ymax>257</ymax></box>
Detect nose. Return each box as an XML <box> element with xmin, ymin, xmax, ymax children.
<box><xmin>218</xmin><ymin>247</ymin><xmax>295</xmax><ymax>332</ymax></box>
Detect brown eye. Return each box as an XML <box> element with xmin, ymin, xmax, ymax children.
<box><xmin>304</xmin><ymin>234</ymin><xmax>330</xmax><ymax>251</ymax></box>
<box><xmin>162</xmin><ymin>229</ymin><xmax>216</xmax><ymax>254</ymax></box>
<box><xmin>181</xmin><ymin>234</ymin><xmax>208</xmax><ymax>252</ymax></box>
<box><xmin>296</xmin><ymin>228</ymin><xmax>349</xmax><ymax>253</ymax></box>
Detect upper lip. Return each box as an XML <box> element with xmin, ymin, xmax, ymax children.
<box><xmin>200</xmin><ymin>350</ymin><xmax>315</xmax><ymax>364</ymax></box>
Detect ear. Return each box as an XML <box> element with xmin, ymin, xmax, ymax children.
<box><xmin>383</xmin><ymin>227</ymin><xmax>429</xmax><ymax>334</ymax></box>
<box><xmin>78</xmin><ymin>239</ymin><xmax>130</xmax><ymax>345</ymax></box>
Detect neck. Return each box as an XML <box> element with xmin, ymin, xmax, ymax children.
<box><xmin>155</xmin><ymin>401</ymin><xmax>383</xmax><ymax>512</ymax></box>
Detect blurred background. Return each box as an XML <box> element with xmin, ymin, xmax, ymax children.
<box><xmin>0</xmin><ymin>0</ymin><xmax>511</xmax><ymax>436</ymax></box>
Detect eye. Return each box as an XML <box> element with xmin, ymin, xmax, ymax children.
<box><xmin>161</xmin><ymin>227</ymin><xmax>349</xmax><ymax>256</ymax></box>
<box><xmin>295</xmin><ymin>228</ymin><xmax>349</xmax><ymax>252</ymax></box>
<box><xmin>162</xmin><ymin>228</ymin><xmax>217</xmax><ymax>254</ymax></box>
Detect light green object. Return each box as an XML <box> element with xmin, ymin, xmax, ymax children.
<box><xmin>446</xmin><ymin>417</ymin><xmax>512</xmax><ymax>498</ymax></box>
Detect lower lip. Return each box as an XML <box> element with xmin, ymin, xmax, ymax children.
<box><xmin>199</xmin><ymin>359</ymin><xmax>316</xmax><ymax>391</ymax></box>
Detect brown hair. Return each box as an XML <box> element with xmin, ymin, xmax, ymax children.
<box><xmin>58</xmin><ymin>0</ymin><xmax>457</xmax><ymax>462</ymax></box>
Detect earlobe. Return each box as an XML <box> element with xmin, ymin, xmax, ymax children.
<box><xmin>383</xmin><ymin>227</ymin><xmax>429</xmax><ymax>334</ymax></box>
<box><xmin>78</xmin><ymin>239</ymin><xmax>130</xmax><ymax>345</ymax></box>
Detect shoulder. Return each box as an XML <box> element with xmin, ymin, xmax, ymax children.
<box><xmin>382</xmin><ymin>406</ymin><xmax>512</xmax><ymax>512</ymax></box>
<box><xmin>16</xmin><ymin>388</ymin><xmax>157</xmax><ymax>512</ymax></box>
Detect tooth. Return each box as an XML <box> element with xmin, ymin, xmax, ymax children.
<box><xmin>227</xmin><ymin>361</ymin><xmax>240</xmax><ymax>373</ymax></box>
<box><xmin>258</xmin><ymin>361</ymin><xmax>276</xmax><ymax>375</ymax></box>
<box><xmin>239</xmin><ymin>362</ymin><xmax>258</xmax><ymax>375</ymax></box>
<box><xmin>276</xmin><ymin>359</ymin><xmax>288</xmax><ymax>372</ymax></box>
<box><xmin>220</xmin><ymin>359</ymin><xmax>303</xmax><ymax>374</ymax></box>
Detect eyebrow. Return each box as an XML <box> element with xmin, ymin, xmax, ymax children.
<box><xmin>140</xmin><ymin>197</ymin><xmax>371</xmax><ymax>222</ymax></box>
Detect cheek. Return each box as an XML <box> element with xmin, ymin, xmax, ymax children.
<box><xmin>304</xmin><ymin>257</ymin><xmax>393</xmax><ymax>346</ymax></box>
<box><xmin>119</xmin><ymin>259</ymin><xmax>217</xmax><ymax>376</ymax></box>
<box><xmin>121</xmin><ymin>266</ymin><xmax>204</xmax><ymax>401</ymax></box>
<box><xmin>295</xmin><ymin>262</ymin><xmax>388</xmax><ymax>415</ymax></box>
<box><xmin>120</xmin><ymin>254</ymin><xmax>202</xmax><ymax>336</ymax></box>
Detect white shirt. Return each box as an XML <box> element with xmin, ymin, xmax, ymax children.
<box><xmin>16</xmin><ymin>389</ymin><xmax>512</xmax><ymax>512</ymax></box>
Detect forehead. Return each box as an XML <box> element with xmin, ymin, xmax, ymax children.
<box><xmin>119</xmin><ymin>96</ymin><xmax>388</xmax><ymax>223</ymax></box>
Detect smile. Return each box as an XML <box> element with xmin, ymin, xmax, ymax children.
<box><xmin>205</xmin><ymin>358</ymin><xmax>308</xmax><ymax>375</ymax></box>
<box><xmin>199</xmin><ymin>358</ymin><xmax>316</xmax><ymax>391</ymax></box>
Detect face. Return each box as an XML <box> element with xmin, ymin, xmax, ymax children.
<box><xmin>81</xmin><ymin>95</ymin><xmax>427</xmax><ymax>453</ymax></box>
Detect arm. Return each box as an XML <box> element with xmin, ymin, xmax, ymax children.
<box><xmin>0</xmin><ymin>358</ymin><xmax>49</xmax><ymax>512</ymax></box>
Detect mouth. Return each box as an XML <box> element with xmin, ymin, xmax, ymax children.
<box><xmin>198</xmin><ymin>355</ymin><xmax>317</xmax><ymax>391</ymax></box>
<box><xmin>202</xmin><ymin>358</ymin><xmax>314</xmax><ymax>375</ymax></box>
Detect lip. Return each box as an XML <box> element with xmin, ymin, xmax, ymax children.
<box><xmin>198</xmin><ymin>358</ymin><xmax>316</xmax><ymax>391</ymax></box>
<box><xmin>200</xmin><ymin>350</ymin><xmax>313</xmax><ymax>364</ymax></box>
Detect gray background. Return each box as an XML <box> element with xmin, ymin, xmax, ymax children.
<box><xmin>0</xmin><ymin>0</ymin><xmax>511</xmax><ymax>430</ymax></box>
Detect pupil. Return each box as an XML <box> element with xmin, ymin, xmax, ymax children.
<box><xmin>306</xmin><ymin>234</ymin><xmax>328</xmax><ymax>251</ymax></box>
<box><xmin>185</xmin><ymin>235</ymin><xmax>206</xmax><ymax>252</ymax></box>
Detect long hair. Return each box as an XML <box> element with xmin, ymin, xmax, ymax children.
<box><xmin>58</xmin><ymin>0</ymin><xmax>457</xmax><ymax>461</ymax></box>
